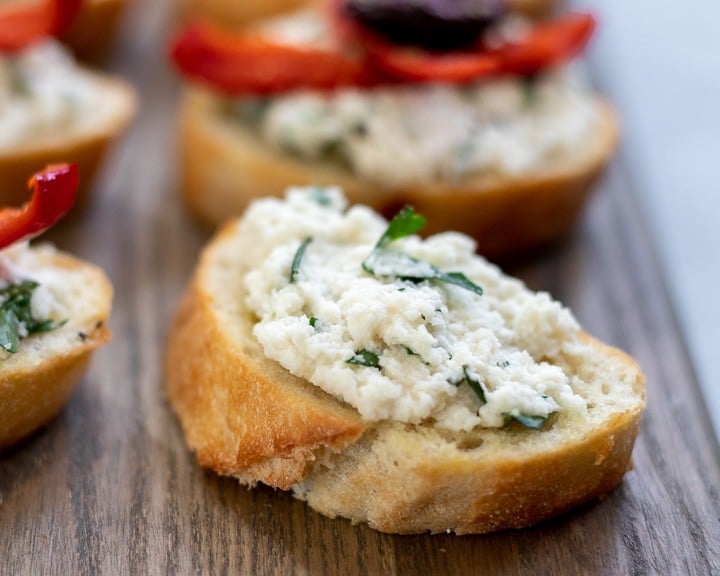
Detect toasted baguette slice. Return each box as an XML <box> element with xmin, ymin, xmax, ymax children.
<box><xmin>166</xmin><ymin>193</ymin><xmax>645</xmax><ymax>534</ymax></box>
<box><xmin>61</xmin><ymin>0</ymin><xmax>129</xmax><ymax>61</ymax></box>
<box><xmin>0</xmin><ymin>69</ymin><xmax>136</xmax><ymax>210</ymax></box>
<box><xmin>179</xmin><ymin>88</ymin><xmax>617</xmax><ymax>259</ymax></box>
<box><xmin>0</xmin><ymin>243</ymin><xmax>112</xmax><ymax>450</ymax></box>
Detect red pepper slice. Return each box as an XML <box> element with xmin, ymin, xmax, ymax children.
<box><xmin>170</xmin><ymin>22</ymin><xmax>376</xmax><ymax>95</ymax></box>
<box><xmin>496</xmin><ymin>13</ymin><xmax>596</xmax><ymax>75</ymax></box>
<box><xmin>0</xmin><ymin>164</ymin><xmax>79</xmax><ymax>250</ymax></box>
<box><xmin>345</xmin><ymin>13</ymin><xmax>596</xmax><ymax>83</ymax></box>
<box><xmin>0</xmin><ymin>0</ymin><xmax>85</xmax><ymax>52</ymax></box>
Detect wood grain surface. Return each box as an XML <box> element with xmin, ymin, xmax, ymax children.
<box><xmin>2</xmin><ymin>1</ymin><xmax>720</xmax><ymax>574</ymax></box>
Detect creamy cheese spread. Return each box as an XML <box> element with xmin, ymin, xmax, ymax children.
<box><xmin>232</xmin><ymin>11</ymin><xmax>600</xmax><ymax>187</ymax></box>
<box><xmin>0</xmin><ymin>243</ymin><xmax>66</xmax><ymax>357</ymax></box>
<box><xmin>0</xmin><ymin>41</ymin><xmax>110</xmax><ymax>148</ymax></box>
<box><xmin>240</xmin><ymin>189</ymin><xmax>588</xmax><ymax>431</ymax></box>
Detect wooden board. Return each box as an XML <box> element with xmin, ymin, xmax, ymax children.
<box><xmin>1</xmin><ymin>1</ymin><xmax>719</xmax><ymax>574</ymax></box>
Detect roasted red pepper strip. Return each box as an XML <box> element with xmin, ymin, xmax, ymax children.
<box><xmin>496</xmin><ymin>13</ymin><xmax>596</xmax><ymax>75</ymax></box>
<box><xmin>170</xmin><ymin>22</ymin><xmax>376</xmax><ymax>95</ymax></box>
<box><xmin>0</xmin><ymin>164</ymin><xmax>79</xmax><ymax>250</ymax></box>
<box><xmin>0</xmin><ymin>0</ymin><xmax>85</xmax><ymax>52</ymax></box>
<box><xmin>342</xmin><ymin>12</ymin><xmax>596</xmax><ymax>83</ymax></box>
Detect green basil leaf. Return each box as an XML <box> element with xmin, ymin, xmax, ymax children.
<box><xmin>289</xmin><ymin>237</ymin><xmax>313</xmax><ymax>283</ymax></box>
<box><xmin>503</xmin><ymin>411</ymin><xmax>550</xmax><ymax>430</ymax></box>
<box><xmin>362</xmin><ymin>207</ymin><xmax>483</xmax><ymax>296</ymax></box>
<box><xmin>346</xmin><ymin>349</ymin><xmax>381</xmax><ymax>369</ymax></box>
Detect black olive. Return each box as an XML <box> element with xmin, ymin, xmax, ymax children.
<box><xmin>344</xmin><ymin>0</ymin><xmax>507</xmax><ymax>52</ymax></box>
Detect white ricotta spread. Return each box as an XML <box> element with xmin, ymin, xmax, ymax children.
<box><xmin>0</xmin><ymin>41</ymin><xmax>109</xmax><ymax>148</ymax></box>
<box><xmin>0</xmin><ymin>243</ymin><xmax>65</xmax><ymax>357</ymax></box>
<box><xmin>234</xmin><ymin>11</ymin><xmax>600</xmax><ymax>186</ymax></box>
<box><xmin>240</xmin><ymin>189</ymin><xmax>588</xmax><ymax>431</ymax></box>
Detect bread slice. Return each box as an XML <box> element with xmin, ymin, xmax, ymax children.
<box><xmin>61</xmin><ymin>0</ymin><xmax>128</xmax><ymax>61</ymax></box>
<box><xmin>179</xmin><ymin>87</ymin><xmax>617</xmax><ymax>259</ymax></box>
<box><xmin>0</xmin><ymin>243</ymin><xmax>112</xmax><ymax>450</ymax></box>
<box><xmin>0</xmin><ymin>60</ymin><xmax>136</xmax><ymax>209</ymax></box>
<box><xmin>165</xmin><ymin>191</ymin><xmax>645</xmax><ymax>534</ymax></box>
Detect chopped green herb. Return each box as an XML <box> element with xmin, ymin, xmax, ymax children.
<box><xmin>289</xmin><ymin>237</ymin><xmax>313</xmax><ymax>283</ymax></box>
<box><xmin>503</xmin><ymin>411</ymin><xmax>550</xmax><ymax>430</ymax></box>
<box><xmin>374</xmin><ymin>207</ymin><xmax>427</xmax><ymax>250</ymax></box>
<box><xmin>232</xmin><ymin>98</ymin><xmax>270</xmax><ymax>126</ymax></box>
<box><xmin>454</xmin><ymin>366</ymin><xmax>487</xmax><ymax>405</ymax></box>
<box><xmin>0</xmin><ymin>281</ymin><xmax>65</xmax><ymax>354</ymax></box>
<box><xmin>353</xmin><ymin>122</ymin><xmax>367</xmax><ymax>137</ymax></box>
<box><xmin>308</xmin><ymin>187</ymin><xmax>332</xmax><ymax>206</ymax></box>
<box><xmin>309</xmin><ymin>317</ymin><xmax>319</xmax><ymax>328</ymax></box>
<box><xmin>403</xmin><ymin>346</ymin><xmax>418</xmax><ymax>356</ymax></box>
<box><xmin>346</xmin><ymin>349</ymin><xmax>381</xmax><ymax>369</ymax></box>
<box><xmin>522</xmin><ymin>76</ymin><xmax>538</xmax><ymax>107</ymax></box>
<box><xmin>362</xmin><ymin>207</ymin><xmax>483</xmax><ymax>296</ymax></box>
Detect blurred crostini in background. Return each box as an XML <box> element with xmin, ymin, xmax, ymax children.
<box><xmin>169</xmin><ymin>1</ymin><xmax>617</xmax><ymax>259</ymax></box>
<box><xmin>0</xmin><ymin>0</ymin><xmax>136</xmax><ymax>209</ymax></box>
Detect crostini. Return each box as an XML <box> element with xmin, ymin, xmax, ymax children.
<box><xmin>165</xmin><ymin>188</ymin><xmax>645</xmax><ymax>534</ymax></box>
<box><xmin>171</xmin><ymin>5</ymin><xmax>617</xmax><ymax>258</ymax></box>
<box><xmin>0</xmin><ymin>0</ymin><xmax>136</xmax><ymax>208</ymax></box>
<box><xmin>0</xmin><ymin>164</ymin><xmax>112</xmax><ymax>449</ymax></box>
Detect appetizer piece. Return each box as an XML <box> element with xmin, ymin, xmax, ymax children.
<box><xmin>0</xmin><ymin>0</ymin><xmax>136</xmax><ymax>208</ymax></box>
<box><xmin>171</xmin><ymin>5</ymin><xmax>617</xmax><ymax>258</ymax></box>
<box><xmin>0</xmin><ymin>164</ymin><xmax>112</xmax><ymax>449</ymax></box>
<box><xmin>165</xmin><ymin>189</ymin><xmax>645</xmax><ymax>534</ymax></box>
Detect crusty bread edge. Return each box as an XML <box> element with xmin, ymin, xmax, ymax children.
<box><xmin>0</xmin><ymin>74</ymin><xmax>137</xmax><ymax>210</ymax></box>
<box><xmin>179</xmin><ymin>0</ymin><xmax>309</xmax><ymax>28</ymax></box>
<box><xmin>61</xmin><ymin>0</ymin><xmax>129</xmax><ymax>61</ymax></box>
<box><xmin>178</xmin><ymin>88</ymin><xmax>619</xmax><ymax>259</ymax></box>
<box><xmin>165</xmin><ymin>223</ymin><xmax>365</xmax><ymax>490</ymax></box>
<box><xmin>297</xmin><ymin>335</ymin><xmax>645</xmax><ymax>534</ymax></box>
<box><xmin>0</xmin><ymin>251</ymin><xmax>113</xmax><ymax>450</ymax></box>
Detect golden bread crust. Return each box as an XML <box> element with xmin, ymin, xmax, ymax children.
<box><xmin>165</xmin><ymin>224</ymin><xmax>365</xmax><ymax>489</ymax></box>
<box><xmin>297</xmin><ymin>337</ymin><xmax>644</xmax><ymax>534</ymax></box>
<box><xmin>62</xmin><ymin>0</ymin><xmax>129</xmax><ymax>61</ymax></box>
<box><xmin>0</xmin><ymin>249</ymin><xmax>113</xmax><ymax>450</ymax></box>
<box><xmin>165</xmin><ymin>218</ymin><xmax>645</xmax><ymax>533</ymax></box>
<box><xmin>0</xmin><ymin>74</ymin><xmax>136</xmax><ymax>210</ymax></box>
<box><xmin>510</xmin><ymin>0</ymin><xmax>562</xmax><ymax>18</ymax></box>
<box><xmin>179</xmin><ymin>0</ymin><xmax>308</xmax><ymax>28</ymax></box>
<box><xmin>179</xmin><ymin>88</ymin><xmax>618</xmax><ymax>259</ymax></box>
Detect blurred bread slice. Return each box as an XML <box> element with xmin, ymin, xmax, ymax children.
<box><xmin>0</xmin><ymin>244</ymin><xmax>112</xmax><ymax>449</ymax></box>
<box><xmin>0</xmin><ymin>69</ymin><xmax>136</xmax><ymax>209</ymax></box>
<box><xmin>179</xmin><ymin>88</ymin><xmax>617</xmax><ymax>259</ymax></box>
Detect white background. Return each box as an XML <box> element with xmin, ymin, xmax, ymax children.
<box><xmin>575</xmin><ymin>0</ymin><xmax>720</xmax><ymax>437</ymax></box>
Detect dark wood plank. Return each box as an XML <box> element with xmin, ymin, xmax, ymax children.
<box><xmin>1</xmin><ymin>1</ymin><xmax>719</xmax><ymax>574</ymax></box>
